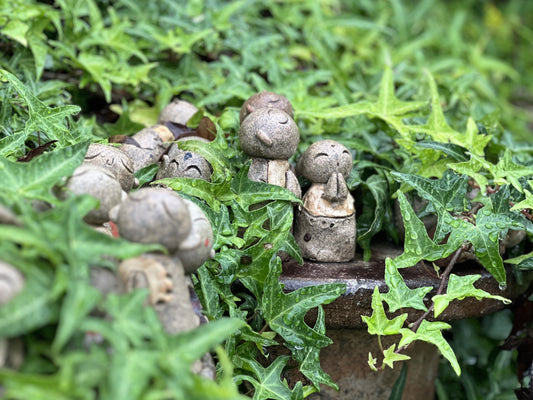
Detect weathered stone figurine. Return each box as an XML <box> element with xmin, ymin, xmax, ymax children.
<box><xmin>239</xmin><ymin>97</ymin><xmax>301</xmax><ymax>198</ymax></box>
<box><xmin>294</xmin><ymin>140</ymin><xmax>356</xmax><ymax>262</ymax></box>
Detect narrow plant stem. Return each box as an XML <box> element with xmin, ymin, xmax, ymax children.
<box><xmin>410</xmin><ymin>246</ymin><xmax>463</xmax><ymax>331</ymax></box>
<box><xmin>395</xmin><ymin>246</ymin><xmax>464</xmax><ymax>354</ymax></box>
<box><xmin>258</xmin><ymin>323</ymin><xmax>269</xmax><ymax>335</ymax></box>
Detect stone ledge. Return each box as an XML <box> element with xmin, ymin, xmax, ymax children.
<box><xmin>281</xmin><ymin>244</ymin><xmax>532</xmax><ymax>329</ymax></box>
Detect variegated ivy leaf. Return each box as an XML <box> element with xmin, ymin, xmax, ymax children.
<box><xmin>510</xmin><ymin>189</ymin><xmax>533</xmax><ymax>212</ymax></box>
<box><xmin>382</xmin><ymin>344</ymin><xmax>411</xmax><ymax>369</ymax></box>
<box><xmin>382</xmin><ymin>258</ymin><xmax>433</xmax><ymax>313</ymax></box>
<box><xmin>393</xmin><ymin>191</ymin><xmax>462</xmax><ymax>269</ymax></box>
<box><xmin>399</xmin><ymin>320</ymin><xmax>460</xmax><ymax>376</ymax></box>
<box><xmin>362</xmin><ymin>287</ymin><xmax>408</xmax><ymax>336</ymax></box>
<box><xmin>432</xmin><ymin>274</ymin><xmax>511</xmax><ymax>318</ymax></box>
<box><xmin>391</xmin><ymin>170</ymin><xmax>468</xmax><ymax>242</ymax></box>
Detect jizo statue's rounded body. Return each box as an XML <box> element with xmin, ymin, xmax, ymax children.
<box><xmin>294</xmin><ymin>140</ymin><xmax>356</xmax><ymax>262</ymax></box>
<box><xmin>239</xmin><ymin>104</ymin><xmax>301</xmax><ymax>199</ymax></box>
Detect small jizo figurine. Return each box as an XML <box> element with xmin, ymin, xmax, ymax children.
<box><xmin>294</xmin><ymin>140</ymin><xmax>356</xmax><ymax>262</ymax></box>
<box><xmin>239</xmin><ymin>96</ymin><xmax>301</xmax><ymax>199</ymax></box>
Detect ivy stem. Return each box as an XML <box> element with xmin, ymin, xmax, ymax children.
<box><xmin>395</xmin><ymin>245</ymin><xmax>465</xmax><ymax>355</ymax></box>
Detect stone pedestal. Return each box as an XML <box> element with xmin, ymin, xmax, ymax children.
<box><xmin>280</xmin><ymin>244</ymin><xmax>532</xmax><ymax>399</ymax></box>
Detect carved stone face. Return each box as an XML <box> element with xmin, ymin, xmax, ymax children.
<box><xmin>156</xmin><ymin>143</ymin><xmax>213</xmax><ymax>181</ymax></box>
<box><xmin>63</xmin><ymin>164</ymin><xmax>125</xmax><ymax>225</ymax></box>
<box><xmin>176</xmin><ymin>200</ymin><xmax>215</xmax><ymax>274</ymax></box>
<box><xmin>239</xmin><ymin>108</ymin><xmax>299</xmax><ymax>160</ymax></box>
<box><xmin>297</xmin><ymin>140</ymin><xmax>352</xmax><ymax>184</ymax></box>
<box><xmin>109</xmin><ymin>188</ymin><xmax>191</xmax><ymax>253</ymax></box>
<box><xmin>240</xmin><ymin>92</ymin><xmax>293</xmax><ymax>123</ymax></box>
<box><xmin>84</xmin><ymin>143</ymin><xmax>136</xmax><ymax>191</ymax></box>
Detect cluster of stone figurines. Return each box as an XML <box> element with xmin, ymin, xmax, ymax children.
<box><xmin>0</xmin><ymin>99</ymin><xmax>217</xmax><ymax>376</ymax></box>
<box><xmin>239</xmin><ymin>91</ymin><xmax>356</xmax><ymax>263</ymax></box>
<box><xmin>0</xmin><ymin>91</ymin><xmax>358</xmax><ymax>373</ymax></box>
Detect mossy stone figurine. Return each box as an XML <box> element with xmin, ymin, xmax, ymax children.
<box><xmin>239</xmin><ymin>91</ymin><xmax>294</xmax><ymax>124</ymax></box>
<box><xmin>156</xmin><ymin>139</ymin><xmax>213</xmax><ymax>182</ymax></box>
<box><xmin>239</xmin><ymin>102</ymin><xmax>301</xmax><ymax>198</ymax></box>
<box><xmin>84</xmin><ymin>143</ymin><xmax>137</xmax><ymax>191</ymax></box>
<box><xmin>60</xmin><ymin>164</ymin><xmax>126</xmax><ymax>226</ymax></box>
<box><xmin>294</xmin><ymin>140</ymin><xmax>356</xmax><ymax>262</ymax></box>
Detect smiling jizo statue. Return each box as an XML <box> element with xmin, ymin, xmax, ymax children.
<box><xmin>294</xmin><ymin>140</ymin><xmax>356</xmax><ymax>262</ymax></box>
<box><xmin>239</xmin><ymin>94</ymin><xmax>302</xmax><ymax>199</ymax></box>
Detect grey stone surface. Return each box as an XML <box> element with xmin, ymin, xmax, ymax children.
<box><xmin>158</xmin><ymin>99</ymin><xmax>198</xmax><ymax>126</ymax></box>
<box><xmin>176</xmin><ymin>199</ymin><xmax>215</xmax><ymax>274</ymax></box>
<box><xmin>84</xmin><ymin>143</ymin><xmax>136</xmax><ymax>191</ymax></box>
<box><xmin>294</xmin><ymin>208</ymin><xmax>356</xmax><ymax>262</ymax></box>
<box><xmin>240</xmin><ymin>91</ymin><xmax>293</xmax><ymax>123</ymax></box>
<box><xmin>156</xmin><ymin>143</ymin><xmax>213</xmax><ymax>181</ymax></box>
<box><xmin>109</xmin><ymin>187</ymin><xmax>191</xmax><ymax>253</ymax></box>
<box><xmin>295</xmin><ymin>140</ymin><xmax>356</xmax><ymax>261</ymax></box>
<box><xmin>239</xmin><ymin>108</ymin><xmax>299</xmax><ymax>160</ymax></box>
<box><xmin>120</xmin><ymin>125</ymin><xmax>173</xmax><ymax>171</ymax></box>
<box><xmin>61</xmin><ymin>164</ymin><xmax>125</xmax><ymax>225</ymax></box>
<box><xmin>118</xmin><ymin>254</ymin><xmax>199</xmax><ymax>334</ymax></box>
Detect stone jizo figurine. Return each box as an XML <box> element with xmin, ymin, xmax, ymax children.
<box><xmin>294</xmin><ymin>140</ymin><xmax>356</xmax><ymax>262</ymax></box>
<box><xmin>240</xmin><ymin>91</ymin><xmax>293</xmax><ymax>124</ymax></box>
<box><xmin>60</xmin><ymin>164</ymin><xmax>126</xmax><ymax>226</ymax></box>
<box><xmin>120</xmin><ymin>125</ymin><xmax>174</xmax><ymax>172</ymax></box>
<box><xmin>239</xmin><ymin>107</ymin><xmax>301</xmax><ymax>198</ymax></box>
<box><xmin>156</xmin><ymin>140</ymin><xmax>213</xmax><ymax>182</ymax></box>
<box><xmin>84</xmin><ymin>143</ymin><xmax>137</xmax><ymax>191</ymax></box>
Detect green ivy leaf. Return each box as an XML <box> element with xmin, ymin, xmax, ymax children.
<box><xmin>382</xmin><ymin>344</ymin><xmax>410</xmax><ymax>369</ymax></box>
<box><xmin>287</xmin><ymin>306</ymin><xmax>338</xmax><ymax>391</ymax></box>
<box><xmin>0</xmin><ymin>69</ymin><xmax>81</xmax><ymax>147</ymax></box>
<box><xmin>299</xmin><ymin>65</ymin><xmax>426</xmax><ymax>139</ymax></box>
<box><xmin>0</xmin><ymin>141</ymin><xmax>89</xmax><ymax>204</ymax></box>
<box><xmin>362</xmin><ymin>287</ymin><xmax>408</xmax><ymax>336</ymax></box>
<box><xmin>510</xmin><ymin>189</ymin><xmax>533</xmax><ymax>212</ymax></box>
<box><xmin>492</xmin><ymin>149</ymin><xmax>533</xmax><ymax>192</ymax></box>
<box><xmin>393</xmin><ymin>191</ymin><xmax>461</xmax><ymax>268</ymax></box>
<box><xmin>399</xmin><ymin>320</ymin><xmax>460</xmax><ymax>376</ymax></box>
<box><xmin>261</xmin><ymin>257</ymin><xmax>345</xmax><ymax>349</ymax></box>
<box><xmin>235</xmin><ymin>356</ymin><xmax>297</xmax><ymax>400</ymax></box>
<box><xmin>432</xmin><ymin>274</ymin><xmax>511</xmax><ymax>317</ymax></box>
<box><xmin>382</xmin><ymin>258</ymin><xmax>433</xmax><ymax>313</ymax></box>
<box><xmin>357</xmin><ymin>173</ymin><xmax>391</xmax><ymax>260</ymax></box>
<box><xmin>391</xmin><ymin>170</ymin><xmax>468</xmax><ymax>241</ymax></box>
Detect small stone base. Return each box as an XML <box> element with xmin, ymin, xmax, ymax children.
<box><xmin>294</xmin><ymin>209</ymin><xmax>356</xmax><ymax>262</ymax></box>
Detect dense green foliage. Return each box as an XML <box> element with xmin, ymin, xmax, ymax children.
<box><xmin>1</xmin><ymin>0</ymin><xmax>533</xmax><ymax>398</ymax></box>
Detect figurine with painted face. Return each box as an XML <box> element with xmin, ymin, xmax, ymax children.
<box><xmin>239</xmin><ymin>102</ymin><xmax>301</xmax><ymax>199</ymax></box>
<box><xmin>156</xmin><ymin>139</ymin><xmax>213</xmax><ymax>182</ymax></box>
<box><xmin>84</xmin><ymin>143</ymin><xmax>137</xmax><ymax>191</ymax></box>
<box><xmin>294</xmin><ymin>140</ymin><xmax>356</xmax><ymax>262</ymax></box>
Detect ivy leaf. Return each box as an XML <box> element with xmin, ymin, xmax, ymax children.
<box><xmin>235</xmin><ymin>356</ymin><xmax>297</xmax><ymax>400</ymax></box>
<box><xmin>447</xmin><ymin>200</ymin><xmax>515</xmax><ymax>285</ymax></box>
<box><xmin>0</xmin><ymin>69</ymin><xmax>81</xmax><ymax>147</ymax></box>
<box><xmin>0</xmin><ymin>141</ymin><xmax>89</xmax><ymax>204</ymax></box>
<box><xmin>231</xmin><ymin>166</ymin><xmax>301</xmax><ymax>210</ymax></box>
<box><xmin>357</xmin><ymin>173</ymin><xmax>391</xmax><ymax>260</ymax></box>
<box><xmin>261</xmin><ymin>257</ymin><xmax>345</xmax><ymax>349</ymax></box>
<box><xmin>299</xmin><ymin>65</ymin><xmax>426</xmax><ymax>139</ymax></box>
<box><xmin>414</xmin><ymin>140</ymin><xmax>469</xmax><ymax>162</ymax></box>
<box><xmin>393</xmin><ymin>191</ymin><xmax>461</xmax><ymax>268</ymax></box>
<box><xmin>391</xmin><ymin>170</ymin><xmax>468</xmax><ymax>241</ymax></box>
<box><xmin>492</xmin><ymin>149</ymin><xmax>533</xmax><ymax>192</ymax></box>
<box><xmin>432</xmin><ymin>274</ymin><xmax>511</xmax><ymax>318</ymax></box>
<box><xmin>362</xmin><ymin>287</ymin><xmax>408</xmax><ymax>336</ymax></box>
<box><xmin>409</xmin><ymin>72</ymin><xmax>491</xmax><ymax>156</ymax></box>
<box><xmin>510</xmin><ymin>189</ymin><xmax>533</xmax><ymax>212</ymax></box>
<box><xmin>505</xmin><ymin>251</ymin><xmax>533</xmax><ymax>269</ymax></box>
<box><xmin>287</xmin><ymin>306</ymin><xmax>338</xmax><ymax>391</ymax></box>
<box><xmin>399</xmin><ymin>320</ymin><xmax>460</xmax><ymax>376</ymax></box>
<box><xmin>382</xmin><ymin>258</ymin><xmax>433</xmax><ymax>312</ymax></box>
<box><xmin>382</xmin><ymin>344</ymin><xmax>411</xmax><ymax>369</ymax></box>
